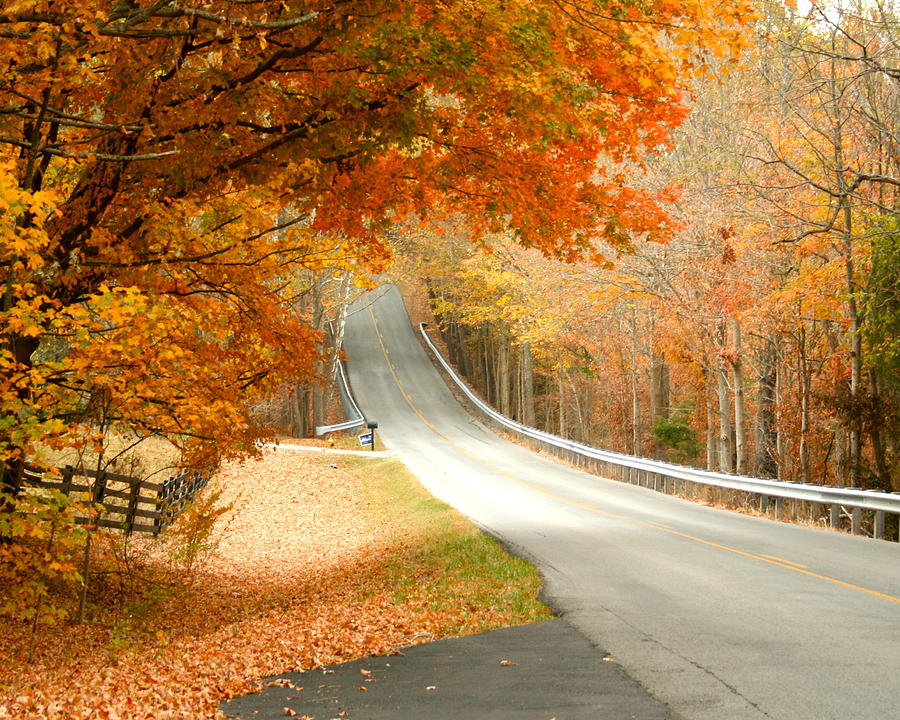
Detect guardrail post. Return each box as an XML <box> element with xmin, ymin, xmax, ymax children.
<box><xmin>774</xmin><ymin>496</ymin><xmax>784</xmax><ymax>521</ymax></box>
<box><xmin>874</xmin><ymin>511</ymin><xmax>885</xmax><ymax>540</ymax></box>
<box><xmin>851</xmin><ymin>507</ymin><xmax>862</xmax><ymax>535</ymax></box>
<box><xmin>830</xmin><ymin>503</ymin><xmax>841</xmax><ymax>529</ymax></box>
<box><xmin>760</xmin><ymin>494</ymin><xmax>770</xmax><ymax>514</ymax></box>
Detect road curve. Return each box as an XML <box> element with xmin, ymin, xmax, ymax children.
<box><xmin>342</xmin><ymin>284</ymin><xmax>900</xmax><ymax>720</ymax></box>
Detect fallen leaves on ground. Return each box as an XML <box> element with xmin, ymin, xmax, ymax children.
<box><xmin>0</xmin><ymin>449</ymin><xmax>534</xmax><ymax>719</ymax></box>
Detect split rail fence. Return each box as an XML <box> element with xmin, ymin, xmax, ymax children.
<box><xmin>21</xmin><ymin>464</ymin><xmax>210</xmax><ymax>535</ymax></box>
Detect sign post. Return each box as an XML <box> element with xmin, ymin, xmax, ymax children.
<box><xmin>366</xmin><ymin>419</ymin><xmax>378</xmax><ymax>451</ymax></box>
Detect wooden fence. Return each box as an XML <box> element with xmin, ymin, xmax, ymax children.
<box><xmin>20</xmin><ymin>464</ymin><xmax>210</xmax><ymax>535</ymax></box>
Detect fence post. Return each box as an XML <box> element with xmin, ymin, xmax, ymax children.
<box><xmin>61</xmin><ymin>466</ymin><xmax>74</xmax><ymax>496</ymax></box>
<box><xmin>91</xmin><ymin>470</ymin><xmax>108</xmax><ymax>528</ymax></box>
<box><xmin>125</xmin><ymin>480</ymin><xmax>141</xmax><ymax>536</ymax></box>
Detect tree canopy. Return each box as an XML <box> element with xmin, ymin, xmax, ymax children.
<box><xmin>0</xmin><ymin>0</ymin><xmax>754</xmax><ymax>481</ymax></box>
<box><xmin>401</xmin><ymin>0</ymin><xmax>900</xmax><ymax>495</ymax></box>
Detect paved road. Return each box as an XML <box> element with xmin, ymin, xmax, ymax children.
<box><xmin>222</xmin><ymin>619</ymin><xmax>679</xmax><ymax>719</ymax></box>
<box><xmin>342</xmin><ymin>284</ymin><xmax>900</xmax><ymax>720</ymax></box>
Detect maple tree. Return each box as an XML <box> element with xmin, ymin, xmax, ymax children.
<box><xmin>0</xmin><ymin>0</ymin><xmax>757</xmax><ymax>501</ymax></box>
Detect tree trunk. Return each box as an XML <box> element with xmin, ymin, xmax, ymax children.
<box><xmin>630</xmin><ymin>312</ymin><xmax>642</xmax><ymax>456</ymax></box>
<box><xmin>521</xmin><ymin>342</ymin><xmax>535</xmax><ymax>426</ymax></box>
<box><xmin>705</xmin><ymin>367</ymin><xmax>716</xmax><ymax>471</ymax></box>
<box><xmin>833</xmin><ymin>425</ymin><xmax>850</xmax><ymax>486</ymax></box>
<box><xmin>754</xmin><ymin>337</ymin><xmax>778</xmax><ymax>478</ymax></box>
<box><xmin>456</xmin><ymin>323</ymin><xmax>473</xmax><ymax>378</ymax></box>
<box><xmin>798</xmin><ymin>321</ymin><xmax>811</xmax><ymax>484</ymax></box>
<box><xmin>650</xmin><ymin>351</ymin><xmax>670</xmax><ymax>460</ymax></box>
<box><xmin>1</xmin><ymin>332</ymin><xmax>41</xmax><ymax>499</ymax></box>
<box><xmin>480</xmin><ymin>325</ymin><xmax>492</xmax><ymax>403</ymax></box>
<box><xmin>311</xmin><ymin>275</ymin><xmax>326</xmax><ymax>434</ymax></box>
<box><xmin>323</xmin><ymin>271</ymin><xmax>352</xmax><ymax>417</ymax></box>
<box><xmin>717</xmin><ymin>357</ymin><xmax>734</xmax><ymax>472</ymax></box>
<box><xmin>566</xmin><ymin>373</ymin><xmax>587</xmax><ymax>442</ymax></box>
<box><xmin>844</xmin><ymin>235</ymin><xmax>863</xmax><ymax>488</ymax></box>
<box><xmin>557</xmin><ymin>362</ymin><xmax>567</xmax><ymax>438</ymax></box>
<box><xmin>775</xmin><ymin>353</ymin><xmax>784</xmax><ymax>479</ymax></box>
<box><xmin>867</xmin><ymin>368</ymin><xmax>891</xmax><ymax>491</ymax></box>
<box><xmin>497</xmin><ymin>328</ymin><xmax>511</xmax><ymax>417</ymax></box>
<box><xmin>731</xmin><ymin>319</ymin><xmax>746</xmax><ymax>474</ymax></box>
<box><xmin>826</xmin><ymin>35</ymin><xmax>863</xmax><ymax>487</ymax></box>
<box><xmin>293</xmin><ymin>386</ymin><xmax>310</xmax><ymax>438</ymax></box>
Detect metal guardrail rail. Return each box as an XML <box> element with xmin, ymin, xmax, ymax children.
<box><xmin>315</xmin><ymin>358</ymin><xmax>366</xmax><ymax>436</ymax></box>
<box><xmin>420</xmin><ymin>323</ymin><xmax>900</xmax><ymax>541</ymax></box>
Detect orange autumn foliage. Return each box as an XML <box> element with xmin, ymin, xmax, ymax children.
<box><xmin>0</xmin><ymin>0</ymin><xmax>755</xmax><ymax>478</ymax></box>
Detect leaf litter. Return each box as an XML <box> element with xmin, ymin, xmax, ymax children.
<box><xmin>0</xmin><ymin>448</ymin><xmax>544</xmax><ymax>719</ymax></box>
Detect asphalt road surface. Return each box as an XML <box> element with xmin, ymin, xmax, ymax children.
<box><xmin>342</xmin><ymin>284</ymin><xmax>900</xmax><ymax>720</ymax></box>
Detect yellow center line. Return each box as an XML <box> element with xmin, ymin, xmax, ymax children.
<box><xmin>761</xmin><ymin>554</ymin><xmax>810</xmax><ymax>569</ymax></box>
<box><xmin>369</xmin><ymin>308</ymin><xmax>900</xmax><ymax>606</ymax></box>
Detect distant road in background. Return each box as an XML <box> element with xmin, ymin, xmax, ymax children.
<box><xmin>343</xmin><ymin>284</ymin><xmax>900</xmax><ymax>720</ymax></box>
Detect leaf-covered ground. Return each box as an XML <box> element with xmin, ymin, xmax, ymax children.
<box><xmin>0</xmin><ymin>447</ymin><xmax>548</xmax><ymax>719</ymax></box>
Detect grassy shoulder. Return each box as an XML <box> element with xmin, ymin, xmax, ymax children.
<box><xmin>1</xmin><ymin>448</ymin><xmax>550</xmax><ymax>719</ymax></box>
<box><xmin>351</xmin><ymin>455</ymin><xmax>551</xmax><ymax>636</ymax></box>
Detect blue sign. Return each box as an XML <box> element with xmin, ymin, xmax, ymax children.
<box><xmin>358</xmin><ymin>432</ymin><xmax>374</xmax><ymax>446</ymax></box>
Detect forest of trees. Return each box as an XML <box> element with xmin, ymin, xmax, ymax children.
<box><xmin>0</xmin><ymin>0</ymin><xmax>897</xmax><ymax>643</ymax></box>
<box><xmin>1</xmin><ymin>0</ymin><xmax>758</xmax><ymax>631</ymax></box>
<box><xmin>401</xmin><ymin>0</ymin><xmax>899</xmax><ymax>494</ymax></box>
<box><xmin>0</xmin><ymin>0</ymin><xmax>752</xmax><ymax>491</ymax></box>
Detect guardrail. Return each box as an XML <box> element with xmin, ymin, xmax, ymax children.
<box><xmin>420</xmin><ymin>323</ymin><xmax>900</xmax><ymax>542</ymax></box>
<box><xmin>315</xmin><ymin>357</ymin><xmax>366</xmax><ymax>436</ymax></box>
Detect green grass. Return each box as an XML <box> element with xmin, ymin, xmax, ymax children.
<box><xmin>346</xmin><ymin>456</ymin><xmax>552</xmax><ymax>633</ymax></box>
